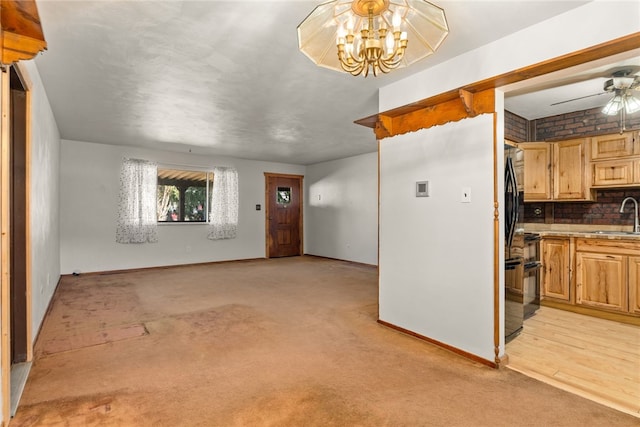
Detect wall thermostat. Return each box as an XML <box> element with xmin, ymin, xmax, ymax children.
<box><xmin>416</xmin><ymin>181</ymin><xmax>429</xmax><ymax>197</ymax></box>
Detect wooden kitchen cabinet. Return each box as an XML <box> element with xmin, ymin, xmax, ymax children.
<box><xmin>553</xmin><ymin>138</ymin><xmax>593</xmax><ymax>200</ymax></box>
<box><xmin>628</xmin><ymin>256</ymin><xmax>640</xmax><ymax>315</ymax></box>
<box><xmin>592</xmin><ymin>160</ymin><xmax>634</xmax><ymax>186</ymax></box>
<box><xmin>541</xmin><ymin>238</ymin><xmax>571</xmax><ymax>302</ymax></box>
<box><xmin>521</xmin><ymin>139</ymin><xmax>593</xmax><ymax>201</ymax></box>
<box><xmin>591</xmin><ymin>132</ymin><xmax>635</xmax><ymax>160</ymax></box>
<box><xmin>591</xmin><ymin>131</ymin><xmax>640</xmax><ymax>188</ymax></box>
<box><xmin>522</xmin><ymin>142</ymin><xmax>552</xmax><ymax>201</ymax></box>
<box><xmin>574</xmin><ymin>238</ymin><xmax>640</xmax><ymax>316</ymax></box>
<box><xmin>576</xmin><ymin>252</ymin><xmax>627</xmax><ymax>312</ymax></box>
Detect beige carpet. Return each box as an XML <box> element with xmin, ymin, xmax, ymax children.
<box><xmin>11</xmin><ymin>256</ymin><xmax>638</xmax><ymax>426</ymax></box>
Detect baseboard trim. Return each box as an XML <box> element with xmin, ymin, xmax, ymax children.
<box><xmin>303</xmin><ymin>254</ymin><xmax>378</xmax><ymax>269</ymax></box>
<box><xmin>31</xmin><ymin>275</ymin><xmax>62</xmax><ymax>356</ymax></box>
<box><xmin>541</xmin><ymin>300</ymin><xmax>640</xmax><ymax>326</ymax></box>
<box><xmin>65</xmin><ymin>255</ymin><xmax>378</xmax><ymax>278</ymax></box>
<box><xmin>63</xmin><ymin>257</ymin><xmax>269</xmax><ymax>277</ymax></box>
<box><xmin>377</xmin><ymin>319</ymin><xmax>498</xmax><ymax>369</ymax></box>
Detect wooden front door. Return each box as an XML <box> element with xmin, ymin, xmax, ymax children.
<box><xmin>265</xmin><ymin>173</ymin><xmax>303</xmax><ymax>258</ymax></box>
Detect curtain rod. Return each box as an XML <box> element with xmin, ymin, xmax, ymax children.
<box><xmin>123</xmin><ymin>158</ymin><xmax>234</xmax><ymax>171</ymax></box>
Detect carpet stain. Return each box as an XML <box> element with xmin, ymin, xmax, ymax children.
<box><xmin>225</xmin><ymin>385</ymin><xmax>381</xmax><ymax>427</ymax></box>
<box><xmin>11</xmin><ymin>392</ymin><xmax>141</xmax><ymax>427</ymax></box>
<box><xmin>169</xmin><ymin>304</ymin><xmax>275</xmax><ymax>338</ymax></box>
<box><xmin>36</xmin><ymin>278</ymin><xmax>142</xmax><ymax>340</ymax></box>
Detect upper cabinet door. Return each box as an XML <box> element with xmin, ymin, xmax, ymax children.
<box><xmin>554</xmin><ymin>138</ymin><xmax>592</xmax><ymax>201</ymax></box>
<box><xmin>521</xmin><ymin>142</ymin><xmax>552</xmax><ymax>201</ymax></box>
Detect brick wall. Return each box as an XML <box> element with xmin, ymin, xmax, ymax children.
<box><xmin>524</xmin><ymin>189</ymin><xmax>640</xmax><ymax>225</ymax></box>
<box><xmin>505</xmin><ymin>106</ymin><xmax>640</xmax><ymax>142</ymax></box>
<box><xmin>532</xmin><ymin>106</ymin><xmax>640</xmax><ymax>141</ymax></box>
<box><xmin>505</xmin><ymin>110</ymin><xmax>529</xmax><ymax>142</ymax></box>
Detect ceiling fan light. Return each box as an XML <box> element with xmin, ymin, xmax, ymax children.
<box><xmin>624</xmin><ymin>95</ymin><xmax>640</xmax><ymax>114</ymax></box>
<box><xmin>613</xmin><ymin>76</ymin><xmax>636</xmax><ymax>90</ymax></box>
<box><xmin>602</xmin><ymin>94</ymin><xmax>624</xmax><ymax>115</ymax></box>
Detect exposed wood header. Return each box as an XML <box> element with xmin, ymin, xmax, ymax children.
<box><xmin>358</xmin><ymin>32</ymin><xmax>640</xmax><ymax>140</ymax></box>
<box><xmin>1</xmin><ymin>0</ymin><xmax>47</xmax><ymax>65</ymax></box>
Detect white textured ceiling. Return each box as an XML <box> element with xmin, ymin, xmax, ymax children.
<box><xmin>35</xmin><ymin>0</ymin><xmax>600</xmax><ymax>165</ymax></box>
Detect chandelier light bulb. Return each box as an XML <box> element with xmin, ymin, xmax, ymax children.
<box><xmin>337</xmin><ymin>23</ymin><xmax>346</xmax><ymax>44</ymax></box>
<box><xmin>385</xmin><ymin>32</ymin><xmax>394</xmax><ymax>53</ymax></box>
<box><xmin>346</xmin><ymin>15</ymin><xmax>354</xmax><ymax>32</ymax></box>
<box><xmin>392</xmin><ymin>9</ymin><xmax>401</xmax><ymax>29</ymax></box>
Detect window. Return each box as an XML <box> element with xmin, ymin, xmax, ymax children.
<box><xmin>157</xmin><ymin>168</ymin><xmax>213</xmax><ymax>223</ymax></box>
<box><xmin>277</xmin><ymin>187</ymin><xmax>291</xmax><ymax>205</ymax></box>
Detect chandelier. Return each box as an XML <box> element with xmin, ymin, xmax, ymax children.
<box><xmin>297</xmin><ymin>0</ymin><xmax>449</xmax><ymax>77</ymax></box>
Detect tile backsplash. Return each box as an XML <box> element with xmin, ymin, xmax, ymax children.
<box><xmin>524</xmin><ymin>189</ymin><xmax>640</xmax><ymax>225</ymax></box>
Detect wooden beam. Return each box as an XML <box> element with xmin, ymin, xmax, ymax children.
<box><xmin>356</xmin><ymin>32</ymin><xmax>640</xmax><ymax>139</ymax></box>
<box><xmin>458</xmin><ymin>89</ymin><xmax>474</xmax><ymax>115</ymax></box>
<box><xmin>386</xmin><ymin>89</ymin><xmax>495</xmax><ymax>138</ymax></box>
<box><xmin>374</xmin><ymin>115</ymin><xmax>392</xmax><ymax>140</ymax></box>
<box><xmin>0</xmin><ymin>1</ymin><xmax>47</xmax><ymax>65</ymax></box>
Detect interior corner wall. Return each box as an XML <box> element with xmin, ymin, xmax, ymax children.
<box><xmin>59</xmin><ymin>140</ymin><xmax>305</xmax><ymax>274</ymax></box>
<box><xmin>304</xmin><ymin>152</ymin><xmax>378</xmax><ymax>266</ymax></box>
<box><xmin>379</xmin><ymin>114</ymin><xmax>496</xmax><ymax>361</ymax></box>
<box><xmin>20</xmin><ymin>60</ymin><xmax>61</xmax><ymax>344</ymax></box>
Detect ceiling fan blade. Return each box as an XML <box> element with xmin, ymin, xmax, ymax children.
<box><xmin>550</xmin><ymin>92</ymin><xmax>607</xmax><ymax>106</ymax></box>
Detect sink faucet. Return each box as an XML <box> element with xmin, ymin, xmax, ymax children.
<box><xmin>619</xmin><ymin>197</ymin><xmax>640</xmax><ymax>233</ymax></box>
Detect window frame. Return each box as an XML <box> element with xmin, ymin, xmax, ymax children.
<box><xmin>156</xmin><ymin>166</ymin><xmax>213</xmax><ymax>224</ymax></box>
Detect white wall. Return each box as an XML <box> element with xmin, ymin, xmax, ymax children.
<box><xmin>59</xmin><ymin>140</ymin><xmax>305</xmax><ymax>274</ymax></box>
<box><xmin>22</xmin><ymin>61</ymin><xmax>62</xmax><ymax>340</ymax></box>
<box><xmin>379</xmin><ymin>115</ymin><xmax>496</xmax><ymax>361</ymax></box>
<box><xmin>380</xmin><ymin>1</ymin><xmax>640</xmax><ymax>112</ymax></box>
<box><xmin>305</xmin><ymin>152</ymin><xmax>378</xmax><ymax>266</ymax></box>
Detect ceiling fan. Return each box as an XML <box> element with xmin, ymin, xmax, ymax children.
<box><xmin>599</xmin><ymin>70</ymin><xmax>640</xmax><ymax>115</ymax></box>
<box><xmin>550</xmin><ymin>69</ymin><xmax>640</xmax><ymax>109</ymax></box>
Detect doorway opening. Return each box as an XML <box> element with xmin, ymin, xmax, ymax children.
<box><xmin>4</xmin><ymin>64</ymin><xmax>32</xmax><ymax>418</ymax></box>
<box><xmin>500</xmin><ymin>47</ymin><xmax>640</xmax><ymax>417</ymax></box>
<box><xmin>10</xmin><ymin>66</ymin><xmax>28</xmax><ymax>366</ymax></box>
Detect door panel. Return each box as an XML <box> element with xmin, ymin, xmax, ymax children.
<box><xmin>266</xmin><ymin>174</ymin><xmax>302</xmax><ymax>258</ymax></box>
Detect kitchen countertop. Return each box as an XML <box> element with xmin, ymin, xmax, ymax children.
<box><xmin>524</xmin><ymin>223</ymin><xmax>640</xmax><ymax>240</ymax></box>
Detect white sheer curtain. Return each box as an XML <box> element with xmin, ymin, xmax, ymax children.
<box><xmin>116</xmin><ymin>158</ymin><xmax>159</xmax><ymax>244</ymax></box>
<box><xmin>208</xmin><ymin>167</ymin><xmax>239</xmax><ymax>240</ymax></box>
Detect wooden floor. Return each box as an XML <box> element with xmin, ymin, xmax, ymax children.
<box><xmin>506</xmin><ymin>306</ymin><xmax>640</xmax><ymax>418</ymax></box>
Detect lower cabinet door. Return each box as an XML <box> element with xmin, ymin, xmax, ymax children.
<box><xmin>628</xmin><ymin>257</ymin><xmax>640</xmax><ymax>315</ymax></box>
<box><xmin>541</xmin><ymin>238</ymin><xmax>571</xmax><ymax>301</ymax></box>
<box><xmin>576</xmin><ymin>252</ymin><xmax>627</xmax><ymax>312</ymax></box>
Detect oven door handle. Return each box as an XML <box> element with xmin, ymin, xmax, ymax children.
<box><xmin>524</xmin><ymin>261</ymin><xmax>542</xmax><ymax>272</ymax></box>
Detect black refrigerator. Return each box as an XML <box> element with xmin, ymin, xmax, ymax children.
<box><xmin>504</xmin><ymin>144</ymin><xmax>526</xmax><ymax>342</ymax></box>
